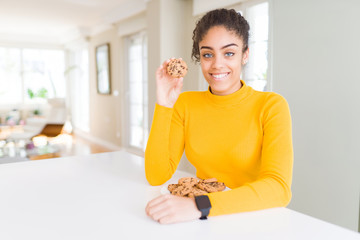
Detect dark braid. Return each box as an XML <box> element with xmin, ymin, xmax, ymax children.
<box><xmin>191</xmin><ymin>8</ymin><xmax>250</xmax><ymax>63</ymax></box>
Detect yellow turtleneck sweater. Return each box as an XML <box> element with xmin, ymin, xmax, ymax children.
<box><xmin>145</xmin><ymin>81</ymin><xmax>293</xmax><ymax>216</ymax></box>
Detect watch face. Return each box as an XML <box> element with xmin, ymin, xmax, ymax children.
<box><xmin>196</xmin><ymin>195</ymin><xmax>211</xmax><ymax>209</ymax></box>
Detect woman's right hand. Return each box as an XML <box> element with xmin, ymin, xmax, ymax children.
<box><xmin>156</xmin><ymin>59</ymin><xmax>184</xmax><ymax>108</ymax></box>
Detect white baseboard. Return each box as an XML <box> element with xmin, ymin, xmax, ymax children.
<box><xmin>73</xmin><ymin>129</ymin><xmax>123</xmax><ymax>152</ymax></box>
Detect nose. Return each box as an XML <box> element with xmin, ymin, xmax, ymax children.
<box><xmin>211</xmin><ymin>55</ymin><xmax>224</xmax><ymax>69</ymax></box>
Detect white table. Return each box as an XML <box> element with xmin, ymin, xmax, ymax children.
<box><xmin>0</xmin><ymin>151</ymin><xmax>358</xmax><ymax>240</ymax></box>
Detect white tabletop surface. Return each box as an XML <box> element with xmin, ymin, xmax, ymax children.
<box><xmin>0</xmin><ymin>150</ymin><xmax>359</xmax><ymax>240</ymax></box>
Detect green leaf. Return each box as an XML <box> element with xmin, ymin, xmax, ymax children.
<box><xmin>37</xmin><ymin>88</ymin><xmax>48</xmax><ymax>99</ymax></box>
<box><xmin>27</xmin><ymin>89</ymin><xmax>35</xmax><ymax>99</ymax></box>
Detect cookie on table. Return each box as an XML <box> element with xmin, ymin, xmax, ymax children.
<box><xmin>166</xmin><ymin>177</ymin><xmax>227</xmax><ymax>198</ymax></box>
<box><xmin>168</xmin><ymin>184</ymin><xmax>179</xmax><ymax>193</ymax></box>
<box><xmin>188</xmin><ymin>187</ymin><xmax>208</xmax><ymax>198</ymax></box>
<box><xmin>171</xmin><ymin>185</ymin><xmax>192</xmax><ymax>197</ymax></box>
<box><xmin>197</xmin><ymin>181</ymin><xmax>226</xmax><ymax>193</ymax></box>
<box><xmin>178</xmin><ymin>177</ymin><xmax>198</xmax><ymax>187</ymax></box>
<box><xmin>211</xmin><ymin>181</ymin><xmax>226</xmax><ymax>192</ymax></box>
<box><xmin>200</xmin><ymin>178</ymin><xmax>218</xmax><ymax>183</ymax></box>
<box><xmin>166</xmin><ymin>58</ymin><xmax>188</xmax><ymax>78</ymax></box>
<box><xmin>170</xmin><ymin>185</ymin><xmax>183</xmax><ymax>196</ymax></box>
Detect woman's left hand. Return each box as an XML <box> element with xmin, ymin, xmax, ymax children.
<box><xmin>145</xmin><ymin>194</ymin><xmax>201</xmax><ymax>224</ymax></box>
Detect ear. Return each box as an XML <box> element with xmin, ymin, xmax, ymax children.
<box><xmin>242</xmin><ymin>48</ymin><xmax>250</xmax><ymax>65</ymax></box>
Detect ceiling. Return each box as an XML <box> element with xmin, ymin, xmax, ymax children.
<box><xmin>0</xmin><ymin>0</ymin><xmax>146</xmax><ymax>45</ymax></box>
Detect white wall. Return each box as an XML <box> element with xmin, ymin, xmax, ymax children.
<box><xmin>271</xmin><ymin>0</ymin><xmax>360</xmax><ymax>231</ymax></box>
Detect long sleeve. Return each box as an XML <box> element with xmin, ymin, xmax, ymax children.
<box><xmin>145</xmin><ymin>82</ymin><xmax>293</xmax><ymax>217</ymax></box>
<box><xmin>145</xmin><ymin>102</ymin><xmax>185</xmax><ymax>186</ymax></box>
<box><xmin>207</xmin><ymin>94</ymin><xmax>293</xmax><ymax>216</ymax></box>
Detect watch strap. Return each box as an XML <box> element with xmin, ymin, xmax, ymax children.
<box><xmin>195</xmin><ymin>195</ymin><xmax>211</xmax><ymax>220</ymax></box>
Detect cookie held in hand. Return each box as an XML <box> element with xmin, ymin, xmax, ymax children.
<box><xmin>166</xmin><ymin>58</ymin><xmax>188</xmax><ymax>78</ymax></box>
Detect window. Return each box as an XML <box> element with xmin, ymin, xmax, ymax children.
<box><xmin>238</xmin><ymin>1</ymin><xmax>269</xmax><ymax>91</ymax></box>
<box><xmin>67</xmin><ymin>48</ymin><xmax>89</xmax><ymax>132</ymax></box>
<box><xmin>0</xmin><ymin>47</ymin><xmax>65</xmax><ymax>106</ymax></box>
<box><xmin>125</xmin><ymin>32</ymin><xmax>148</xmax><ymax>152</ymax></box>
<box><xmin>0</xmin><ymin>48</ymin><xmax>22</xmax><ymax>104</ymax></box>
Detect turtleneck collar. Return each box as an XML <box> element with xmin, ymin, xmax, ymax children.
<box><xmin>205</xmin><ymin>80</ymin><xmax>253</xmax><ymax>107</ymax></box>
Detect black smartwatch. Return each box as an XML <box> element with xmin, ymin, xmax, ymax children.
<box><xmin>194</xmin><ymin>195</ymin><xmax>212</xmax><ymax>220</ymax></box>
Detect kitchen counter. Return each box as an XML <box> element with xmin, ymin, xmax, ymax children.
<box><xmin>0</xmin><ymin>150</ymin><xmax>358</xmax><ymax>239</ymax></box>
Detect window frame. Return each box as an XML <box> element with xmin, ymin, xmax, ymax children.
<box><xmin>66</xmin><ymin>46</ymin><xmax>90</xmax><ymax>133</ymax></box>
<box><xmin>123</xmin><ymin>30</ymin><xmax>148</xmax><ymax>156</ymax></box>
<box><xmin>232</xmin><ymin>0</ymin><xmax>271</xmax><ymax>91</ymax></box>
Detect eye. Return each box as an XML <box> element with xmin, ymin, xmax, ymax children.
<box><xmin>225</xmin><ymin>52</ymin><xmax>234</xmax><ymax>57</ymax></box>
<box><xmin>202</xmin><ymin>53</ymin><xmax>213</xmax><ymax>58</ymax></box>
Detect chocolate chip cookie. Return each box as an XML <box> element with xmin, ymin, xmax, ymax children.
<box><xmin>196</xmin><ymin>181</ymin><xmax>226</xmax><ymax>193</ymax></box>
<box><xmin>166</xmin><ymin>58</ymin><xmax>188</xmax><ymax>78</ymax></box>
<box><xmin>167</xmin><ymin>177</ymin><xmax>227</xmax><ymax>198</ymax></box>
<box><xmin>178</xmin><ymin>177</ymin><xmax>197</xmax><ymax>187</ymax></box>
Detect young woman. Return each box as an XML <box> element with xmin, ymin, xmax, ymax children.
<box><xmin>145</xmin><ymin>8</ymin><xmax>293</xmax><ymax>224</ymax></box>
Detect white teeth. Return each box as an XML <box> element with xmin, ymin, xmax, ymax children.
<box><xmin>212</xmin><ymin>73</ymin><xmax>228</xmax><ymax>79</ymax></box>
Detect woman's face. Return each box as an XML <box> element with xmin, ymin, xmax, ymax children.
<box><xmin>199</xmin><ymin>26</ymin><xmax>249</xmax><ymax>96</ymax></box>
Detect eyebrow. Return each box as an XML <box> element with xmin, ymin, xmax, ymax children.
<box><xmin>200</xmin><ymin>43</ymin><xmax>239</xmax><ymax>50</ymax></box>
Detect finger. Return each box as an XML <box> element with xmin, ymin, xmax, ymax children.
<box><xmin>157</xmin><ymin>62</ymin><xmax>171</xmax><ymax>79</ymax></box>
<box><xmin>161</xmin><ymin>58</ymin><xmax>172</xmax><ymax>68</ymax></box>
<box><xmin>146</xmin><ymin>195</ymin><xmax>161</xmax><ymax>214</ymax></box>
<box><xmin>145</xmin><ymin>202</ymin><xmax>153</xmax><ymax>216</ymax></box>
<box><xmin>175</xmin><ymin>78</ymin><xmax>184</xmax><ymax>93</ymax></box>
<box><xmin>147</xmin><ymin>199</ymin><xmax>169</xmax><ymax>219</ymax></box>
<box><xmin>147</xmin><ymin>197</ymin><xmax>175</xmax><ymax>223</ymax></box>
<box><xmin>158</xmin><ymin>214</ymin><xmax>176</xmax><ymax>224</ymax></box>
<box><xmin>155</xmin><ymin>65</ymin><xmax>163</xmax><ymax>78</ymax></box>
<box><xmin>145</xmin><ymin>198</ymin><xmax>158</xmax><ymax>215</ymax></box>
<box><xmin>156</xmin><ymin>61</ymin><xmax>168</xmax><ymax>80</ymax></box>
<box><xmin>147</xmin><ymin>194</ymin><xmax>169</xmax><ymax>208</ymax></box>
<box><xmin>146</xmin><ymin>195</ymin><xmax>171</xmax><ymax>217</ymax></box>
<box><xmin>151</xmin><ymin>207</ymin><xmax>172</xmax><ymax>222</ymax></box>
<box><xmin>177</xmin><ymin>77</ymin><xmax>184</xmax><ymax>84</ymax></box>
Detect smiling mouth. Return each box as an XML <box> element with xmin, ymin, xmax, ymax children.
<box><xmin>211</xmin><ymin>73</ymin><xmax>229</xmax><ymax>80</ymax></box>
